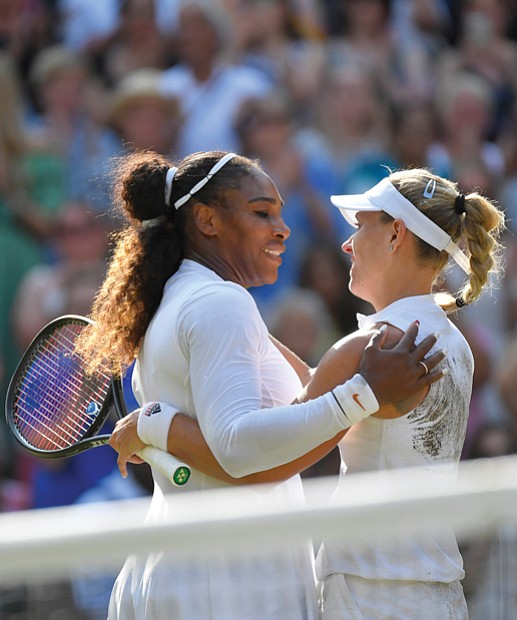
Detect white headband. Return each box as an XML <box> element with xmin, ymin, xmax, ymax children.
<box><xmin>172</xmin><ymin>152</ymin><xmax>237</xmax><ymax>210</ymax></box>
<box><xmin>142</xmin><ymin>153</ymin><xmax>237</xmax><ymax>229</ymax></box>
<box><xmin>330</xmin><ymin>177</ymin><xmax>471</xmax><ymax>274</ymax></box>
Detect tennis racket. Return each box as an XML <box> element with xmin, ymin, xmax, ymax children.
<box><xmin>5</xmin><ymin>314</ymin><xmax>191</xmax><ymax>487</ymax></box>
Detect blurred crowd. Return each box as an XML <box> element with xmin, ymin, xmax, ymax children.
<box><xmin>1</xmin><ymin>0</ymin><xmax>517</xmax><ymax>616</ymax></box>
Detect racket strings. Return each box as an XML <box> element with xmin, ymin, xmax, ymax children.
<box><xmin>12</xmin><ymin>322</ymin><xmax>112</xmax><ymax>451</ymax></box>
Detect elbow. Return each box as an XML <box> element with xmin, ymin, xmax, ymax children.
<box><xmin>215</xmin><ymin>450</ymin><xmax>254</xmax><ymax>479</ymax></box>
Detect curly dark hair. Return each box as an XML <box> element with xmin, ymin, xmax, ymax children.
<box><xmin>76</xmin><ymin>149</ymin><xmax>260</xmax><ymax>375</ymax></box>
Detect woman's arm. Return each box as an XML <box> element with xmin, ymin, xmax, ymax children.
<box><xmin>301</xmin><ymin>324</ymin><xmax>430</xmax><ymax>418</ymax></box>
<box><xmin>170</xmin><ymin>323</ymin><xmax>431</xmax><ymax>481</ymax></box>
<box><xmin>109</xmin><ymin>408</ymin><xmax>344</xmax><ymax>484</ymax></box>
<box><xmin>168</xmin><ymin>412</ymin><xmax>345</xmax><ymax>484</ymax></box>
<box><xmin>110</xmin><ymin>324</ymin><xmax>435</xmax><ymax>483</ymax></box>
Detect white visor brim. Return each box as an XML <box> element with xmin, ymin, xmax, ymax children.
<box><xmin>330</xmin><ymin>177</ymin><xmax>471</xmax><ymax>275</ymax></box>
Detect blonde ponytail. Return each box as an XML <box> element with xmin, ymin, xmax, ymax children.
<box><xmin>390</xmin><ymin>168</ymin><xmax>505</xmax><ymax>313</ymax></box>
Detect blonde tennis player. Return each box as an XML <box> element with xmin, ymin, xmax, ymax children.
<box><xmin>309</xmin><ymin>170</ymin><xmax>504</xmax><ymax>619</ymax></box>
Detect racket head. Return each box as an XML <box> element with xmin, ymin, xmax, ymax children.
<box><xmin>5</xmin><ymin>315</ymin><xmax>115</xmax><ymax>458</ymax></box>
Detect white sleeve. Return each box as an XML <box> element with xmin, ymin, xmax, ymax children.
<box><xmin>181</xmin><ymin>285</ymin><xmax>373</xmax><ymax>478</ymax></box>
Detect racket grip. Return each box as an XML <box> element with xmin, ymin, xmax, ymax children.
<box><xmin>137</xmin><ymin>446</ymin><xmax>191</xmax><ymax>487</ymax></box>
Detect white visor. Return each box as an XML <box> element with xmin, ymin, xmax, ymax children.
<box><xmin>331</xmin><ymin>177</ymin><xmax>470</xmax><ymax>275</ymax></box>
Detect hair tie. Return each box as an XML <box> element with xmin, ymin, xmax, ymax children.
<box><xmin>141</xmin><ymin>215</ymin><xmax>166</xmax><ymax>229</ymax></box>
<box><xmin>455</xmin><ymin>296</ymin><xmax>468</xmax><ymax>308</ymax></box>
<box><xmin>455</xmin><ymin>193</ymin><xmax>466</xmax><ymax>215</ymax></box>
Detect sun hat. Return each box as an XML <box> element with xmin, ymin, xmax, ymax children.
<box><xmin>330</xmin><ymin>176</ymin><xmax>470</xmax><ymax>274</ymax></box>
<box><xmin>109</xmin><ymin>69</ymin><xmax>180</xmax><ymax>120</ymax></box>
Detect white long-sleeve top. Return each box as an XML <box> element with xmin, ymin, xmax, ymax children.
<box><xmin>109</xmin><ymin>259</ymin><xmax>351</xmax><ymax>620</ymax></box>
<box><xmin>134</xmin><ymin>259</ymin><xmax>349</xmax><ymax>484</ymax></box>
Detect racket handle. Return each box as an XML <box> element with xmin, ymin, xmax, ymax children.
<box><xmin>137</xmin><ymin>446</ymin><xmax>191</xmax><ymax>487</ymax></box>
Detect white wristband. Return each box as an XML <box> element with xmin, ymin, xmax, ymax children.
<box><xmin>137</xmin><ymin>402</ymin><xmax>179</xmax><ymax>452</ymax></box>
<box><xmin>331</xmin><ymin>374</ymin><xmax>380</xmax><ymax>426</ymax></box>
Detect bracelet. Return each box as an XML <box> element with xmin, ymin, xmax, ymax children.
<box><xmin>137</xmin><ymin>402</ymin><xmax>179</xmax><ymax>452</ymax></box>
<box><xmin>331</xmin><ymin>374</ymin><xmax>380</xmax><ymax>426</ymax></box>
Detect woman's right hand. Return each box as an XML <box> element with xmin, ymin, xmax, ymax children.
<box><xmin>358</xmin><ymin>321</ymin><xmax>445</xmax><ymax>407</ymax></box>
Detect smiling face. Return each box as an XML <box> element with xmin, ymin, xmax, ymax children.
<box><xmin>202</xmin><ymin>168</ymin><xmax>291</xmax><ymax>289</ymax></box>
<box><xmin>341</xmin><ymin>210</ymin><xmax>393</xmax><ymax>307</ymax></box>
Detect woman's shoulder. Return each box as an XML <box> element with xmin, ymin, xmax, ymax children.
<box><xmin>169</xmin><ymin>274</ymin><xmax>261</xmax><ymax>325</ymax></box>
<box><xmin>193</xmin><ymin>278</ymin><xmax>257</xmax><ymax>307</ymax></box>
<box><xmin>329</xmin><ymin>322</ymin><xmax>400</xmax><ymax>355</ymax></box>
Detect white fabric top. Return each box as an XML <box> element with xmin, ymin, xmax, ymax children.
<box><xmin>110</xmin><ymin>259</ymin><xmax>357</xmax><ymax>619</ymax></box>
<box><xmin>133</xmin><ymin>260</ymin><xmax>350</xmax><ymax>484</ymax></box>
<box><xmin>159</xmin><ymin>63</ymin><xmax>272</xmax><ymax>156</ymax></box>
<box><xmin>316</xmin><ymin>295</ymin><xmax>474</xmax><ymax>584</ymax></box>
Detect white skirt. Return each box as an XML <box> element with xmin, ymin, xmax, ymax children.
<box><xmin>108</xmin><ymin>545</ymin><xmax>319</xmax><ymax>620</ymax></box>
<box><xmin>319</xmin><ymin>573</ymin><xmax>468</xmax><ymax>620</ymax></box>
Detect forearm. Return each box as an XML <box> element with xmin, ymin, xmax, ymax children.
<box><xmin>197</xmin><ymin>377</ymin><xmax>376</xmax><ymax>478</ymax></box>
<box><xmin>169</xmin><ymin>413</ymin><xmax>345</xmax><ymax>484</ymax></box>
<box><xmin>168</xmin><ymin>413</ymin><xmax>237</xmax><ymax>483</ymax></box>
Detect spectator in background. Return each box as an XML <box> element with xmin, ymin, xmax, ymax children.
<box><xmin>298</xmin><ymin>243</ymin><xmax>371</xmax><ymax>338</ymax></box>
<box><xmin>9</xmin><ymin>200</ymin><xmax>118</xmax><ymax>512</ymax></box>
<box><xmin>267</xmin><ymin>287</ymin><xmax>336</xmax><ymax>367</ymax></box>
<box><xmin>57</xmin><ymin>0</ymin><xmax>120</xmax><ymax>54</ymax></box>
<box><xmin>390</xmin><ymin>99</ymin><xmax>448</xmax><ymax>176</ymax></box>
<box><xmin>26</xmin><ymin>45</ymin><xmax>120</xmax><ymax>212</ymax></box>
<box><xmin>0</xmin><ymin>52</ymin><xmax>65</xmax><ymax>416</ymax></box>
<box><xmin>0</xmin><ymin>0</ymin><xmax>58</xmax><ymax>76</ymax></box>
<box><xmin>437</xmin><ymin>0</ymin><xmax>517</xmax><ymax>138</ymax></box>
<box><xmin>234</xmin><ymin>91</ymin><xmax>337</xmax><ymax>316</ymax></box>
<box><xmin>107</xmin><ymin>68</ymin><xmax>182</xmax><ymax>157</ymax></box>
<box><xmin>391</xmin><ymin>0</ymin><xmax>457</xmax><ymax>51</ymax></box>
<box><xmin>430</xmin><ymin>70</ymin><xmax>505</xmax><ymax>181</ymax></box>
<box><xmin>56</xmin><ymin>0</ymin><xmax>179</xmax><ymax>56</ymax></box>
<box><xmin>93</xmin><ymin>0</ymin><xmax>175</xmax><ymax>87</ymax></box>
<box><xmin>232</xmin><ymin>0</ymin><xmax>325</xmax><ymax>122</ymax></box>
<box><xmin>11</xmin><ymin>202</ymin><xmax>110</xmax><ymax>351</ymax></box>
<box><xmin>304</xmin><ymin>63</ymin><xmax>395</xmax><ymax>203</ymax></box>
<box><xmin>325</xmin><ymin>0</ymin><xmax>437</xmax><ymax>106</ymax></box>
<box><xmin>159</xmin><ymin>0</ymin><xmax>273</xmax><ymax>156</ymax></box>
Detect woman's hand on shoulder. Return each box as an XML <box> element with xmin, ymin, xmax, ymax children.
<box><xmin>359</xmin><ymin>320</ymin><xmax>445</xmax><ymax>408</ymax></box>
